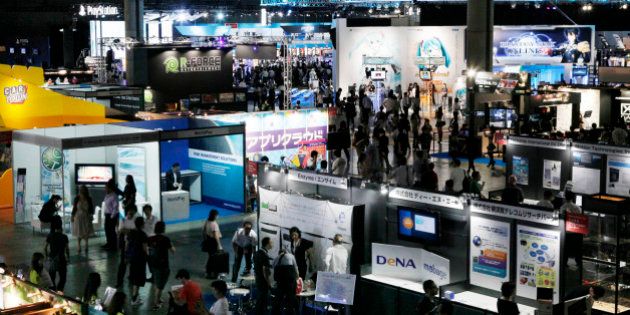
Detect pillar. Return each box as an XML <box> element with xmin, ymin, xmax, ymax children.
<box><xmin>62</xmin><ymin>27</ymin><xmax>75</xmax><ymax>68</ymax></box>
<box><xmin>125</xmin><ymin>0</ymin><xmax>147</xmax><ymax>86</ymax></box>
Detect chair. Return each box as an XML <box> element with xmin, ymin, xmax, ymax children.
<box><xmin>92</xmin><ymin>207</ymin><xmax>103</xmax><ymax>235</ymax></box>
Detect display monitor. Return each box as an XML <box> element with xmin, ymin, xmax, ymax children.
<box><xmin>489</xmin><ymin>108</ymin><xmax>507</xmax><ymax>128</ymax></box>
<box><xmin>75</xmin><ymin>164</ymin><xmax>114</xmax><ymax>185</ymax></box>
<box><xmin>398</xmin><ymin>207</ymin><xmax>440</xmax><ymax>243</ymax></box>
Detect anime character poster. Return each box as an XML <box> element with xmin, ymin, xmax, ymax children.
<box><xmin>493</xmin><ymin>26</ymin><xmax>593</xmax><ymax>65</ymax></box>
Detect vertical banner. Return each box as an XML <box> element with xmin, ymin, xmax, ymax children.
<box><xmin>542</xmin><ymin>160</ymin><xmax>561</xmax><ymax>190</ymax></box>
<box><xmin>512</xmin><ymin>155</ymin><xmax>529</xmax><ymax>185</ymax></box>
<box><xmin>470</xmin><ymin>216</ymin><xmax>511</xmax><ymax>291</ymax></box>
<box><xmin>40</xmin><ymin>147</ymin><xmax>64</xmax><ymax>202</ymax></box>
<box><xmin>15</xmin><ymin>168</ymin><xmax>26</xmax><ymax>217</ymax></box>
<box><xmin>516</xmin><ymin>225</ymin><xmax>561</xmax><ymax>303</ymax></box>
<box><xmin>117</xmin><ymin>146</ymin><xmax>147</xmax><ymax>202</ymax></box>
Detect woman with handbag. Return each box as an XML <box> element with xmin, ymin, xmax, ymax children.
<box><xmin>203</xmin><ymin>209</ymin><xmax>223</xmax><ymax>279</ymax></box>
<box><xmin>72</xmin><ymin>185</ymin><xmax>94</xmax><ymax>254</ymax></box>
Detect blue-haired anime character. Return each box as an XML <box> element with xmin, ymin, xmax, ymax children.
<box><xmin>418</xmin><ymin>37</ymin><xmax>451</xmax><ymax>69</ymax></box>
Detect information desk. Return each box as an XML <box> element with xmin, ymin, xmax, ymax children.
<box><xmin>161</xmin><ymin>190</ymin><xmax>190</xmax><ymax>221</ymax></box>
<box><xmin>160</xmin><ymin>170</ymin><xmax>201</xmax><ymax>202</ymax></box>
<box><xmin>360</xmin><ymin>274</ymin><xmax>537</xmax><ymax>315</ymax></box>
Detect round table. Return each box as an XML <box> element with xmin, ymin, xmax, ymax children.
<box><xmin>230</xmin><ymin>288</ymin><xmax>251</xmax><ymax>314</ymax></box>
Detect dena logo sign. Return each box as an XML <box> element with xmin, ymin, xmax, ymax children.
<box><xmin>4</xmin><ymin>85</ymin><xmax>27</xmax><ymax>104</ymax></box>
<box><xmin>376</xmin><ymin>255</ymin><xmax>417</xmax><ymax>269</ymax></box>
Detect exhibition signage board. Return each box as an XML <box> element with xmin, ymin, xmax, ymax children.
<box><xmin>516</xmin><ymin>225</ymin><xmax>561</xmax><ymax>304</ymax></box>
<box><xmin>571</xmin><ymin>151</ymin><xmax>602</xmax><ymax>195</ymax></box>
<box><xmin>258</xmin><ymin>187</ymin><xmax>354</xmax><ymax>270</ymax></box>
<box><xmin>542</xmin><ymin>160</ymin><xmax>562</xmax><ymax>191</ymax></box>
<box><xmin>606</xmin><ymin>154</ymin><xmax>630</xmax><ymax>197</ymax></box>
<box><xmin>565</xmin><ymin>213</ymin><xmax>589</xmax><ymax>235</ymax></box>
<box><xmin>371</xmin><ymin>243</ymin><xmax>450</xmax><ymax>286</ymax></box>
<box><xmin>3</xmin><ymin>84</ymin><xmax>28</xmax><ymax>104</ymax></box>
<box><xmin>469</xmin><ymin>200</ymin><xmax>559</xmax><ymax>226</ymax></box>
<box><xmin>388</xmin><ymin>188</ymin><xmax>464</xmax><ymax>210</ymax></box>
<box><xmin>508</xmin><ymin>137</ymin><xmax>567</xmax><ymax>150</ymax></box>
<box><xmin>288</xmin><ymin>169</ymin><xmax>348</xmax><ymax>190</ymax></box>
<box><xmin>470</xmin><ymin>216</ymin><xmax>510</xmax><ymax>291</ymax></box>
<box><xmin>315</xmin><ymin>272</ymin><xmax>356</xmax><ymax>306</ymax></box>
<box><xmin>573</xmin><ymin>142</ymin><xmax>630</xmax><ymax>157</ymax></box>
<box><xmin>493</xmin><ymin>26</ymin><xmax>594</xmax><ymax>65</ymax></box>
<box><xmin>512</xmin><ymin>156</ymin><xmax>529</xmax><ymax>186</ymax></box>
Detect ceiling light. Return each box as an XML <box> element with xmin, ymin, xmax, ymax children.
<box><xmin>534</xmin><ymin>3</ymin><xmax>541</xmax><ymax>9</ymax></box>
<box><xmin>216</xmin><ymin>12</ymin><xmax>225</xmax><ymax>20</ymax></box>
<box><xmin>510</xmin><ymin>3</ymin><xmax>517</xmax><ymax>9</ymax></box>
<box><xmin>622</xmin><ymin>3</ymin><xmax>628</xmax><ymax>9</ymax></box>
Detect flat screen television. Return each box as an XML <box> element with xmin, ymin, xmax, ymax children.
<box><xmin>398</xmin><ymin>207</ymin><xmax>440</xmax><ymax>243</ymax></box>
<box><xmin>489</xmin><ymin>108</ymin><xmax>507</xmax><ymax>128</ymax></box>
<box><xmin>75</xmin><ymin>164</ymin><xmax>114</xmax><ymax>185</ymax></box>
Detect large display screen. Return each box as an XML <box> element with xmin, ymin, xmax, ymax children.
<box><xmin>75</xmin><ymin>164</ymin><xmax>114</xmax><ymax>184</ymax></box>
<box><xmin>494</xmin><ymin>26</ymin><xmax>594</xmax><ymax>65</ymax></box>
<box><xmin>398</xmin><ymin>207</ymin><xmax>440</xmax><ymax>243</ymax></box>
<box><xmin>489</xmin><ymin>108</ymin><xmax>507</xmax><ymax>128</ymax></box>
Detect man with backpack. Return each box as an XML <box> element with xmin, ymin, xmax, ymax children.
<box><xmin>271</xmin><ymin>249</ymin><xmax>300</xmax><ymax>315</ymax></box>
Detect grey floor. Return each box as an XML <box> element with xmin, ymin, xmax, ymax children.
<box><xmin>0</xmin><ymin>213</ymin><xmax>254</xmax><ymax>314</ymax></box>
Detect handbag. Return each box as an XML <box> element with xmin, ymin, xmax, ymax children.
<box><xmin>201</xmin><ymin>236</ymin><xmax>210</xmax><ymax>253</ymax></box>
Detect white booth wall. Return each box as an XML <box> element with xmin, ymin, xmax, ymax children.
<box><xmin>12</xmin><ymin>125</ymin><xmax>161</xmax><ymax>224</ymax></box>
<box><xmin>559</xmin><ymin>87</ymin><xmax>601</xmax><ymax>128</ymax></box>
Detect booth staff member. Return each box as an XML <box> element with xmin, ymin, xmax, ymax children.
<box><xmin>102</xmin><ymin>182</ymin><xmax>119</xmax><ymax>251</ymax></box>
<box><xmin>289</xmin><ymin>227</ymin><xmax>314</xmax><ymax>280</ymax></box>
<box><xmin>254</xmin><ymin>237</ymin><xmax>273</xmax><ymax>315</ymax></box>
<box><xmin>165</xmin><ymin>163</ymin><xmax>182</xmax><ymax>191</ymax></box>
<box><xmin>231</xmin><ymin>221</ymin><xmax>258</xmax><ymax>282</ymax></box>
<box><xmin>416</xmin><ymin>280</ymin><xmax>439</xmax><ymax>315</ymax></box>
<box><xmin>324</xmin><ymin>234</ymin><xmax>348</xmax><ymax>274</ymax></box>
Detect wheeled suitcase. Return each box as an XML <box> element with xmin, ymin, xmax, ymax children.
<box><xmin>212</xmin><ymin>251</ymin><xmax>230</xmax><ymax>274</ymax></box>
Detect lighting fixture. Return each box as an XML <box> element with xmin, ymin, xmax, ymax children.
<box><xmin>510</xmin><ymin>3</ymin><xmax>517</xmax><ymax>9</ymax></box>
<box><xmin>380</xmin><ymin>184</ymin><xmax>389</xmax><ymax>196</ymax></box>
<box><xmin>534</xmin><ymin>3</ymin><xmax>541</xmax><ymax>9</ymax></box>
<box><xmin>582</xmin><ymin>3</ymin><xmax>593</xmax><ymax>11</ymax></box>
<box><xmin>622</xmin><ymin>3</ymin><xmax>628</xmax><ymax>10</ymax></box>
<box><xmin>216</xmin><ymin>12</ymin><xmax>225</xmax><ymax>20</ymax></box>
<box><xmin>394</xmin><ymin>7</ymin><xmax>401</xmax><ymax>14</ymax></box>
<box><xmin>368</xmin><ymin>8</ymin><xmax>373</xmax><ymax>14</ymax></box>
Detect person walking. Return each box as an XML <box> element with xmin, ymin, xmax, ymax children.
<box><xmin>486</xmin><ymin>126</ymin><xmax>497</xmax><ymax>170</ymax></box>
<box><xmin>147</xmin><ymin>221</ymin><xmax>174</xmax><ymax>310</ymax></box>
<box><xmin>231</xmin><ymin>221</ymin><xmax>257</xmax><ymax>282</ymax></box>
<box><xmin>436</xmin><ymin>106</ymin><xmax>444</xmax><ymax>144</ymax></box>
<box><xmin>72</xmin><ymin>185</ymin><xmax>94</xmax><ymax>254</ymax></box>
<box><xmin>126</xmin><ymin>217</ymin><xmax>148</xmax><ymax>306</ymax></box>
<box><xmin>142</xmin><ymin>205</ymin><xmax>157</xmax><ymax>237</ymax></box>
<box><xmin>338</xmin><ymin>121</ymin><xmax>352</xmax><ymax>164</ymax></box>
<box><xmin>203</xmin><ymin>209</ymin><xmax>223</xmax><ymax>279</ymax></box>
<box><xmin>102</xmin><ymin>182</ymin><xmax>119</xmax><ymax>251</ymax></box>
<box><xmin>45</xmin><ymin>216</ymin><xmax>69</xmax><ymax>291</ymax></box>
<box><xmin>116</xmin><ymin>205</ymin><xmax>140</xmax><ymax>288</ymax></box>
<box><xmin>272</xmin><ymin>249</ymin><xmax>300</xmax><ymax>315</ymax></box>
<box><xmin>420</xmin><ymin>119</ymin><xmax>433</xmax><ymax>154</ymax></box>
<box><xmin>254</xmin><ymin>237</ymin><xmax>273</xmax><ymax>315</ymax></box>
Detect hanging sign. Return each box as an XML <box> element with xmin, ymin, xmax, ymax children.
<box><xmin>288</xmin><ymin>169</ymin><xmax>348</xmax><ymax>189</ymax></box>
<box><xmin>470</xmin><ymin>200</ymin><xmax>559</xmax><ymax>226</ymax></box>
<box><xmin>78</xmin><ymin>4</ymin><xmax>119</xmax><ymax>17</ymax></box>
<box><xmin>388</xmin><ymin>188</ymin><xmax>464</xmax><ymax>210</ymax></box>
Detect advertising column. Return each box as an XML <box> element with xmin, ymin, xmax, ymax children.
<box><xmin>516</xmin><ymin>225</ymin><xmax>561</xmax><ymax>303</ymax></box>
<box><xmin>469</xmin><ymin>216</ymin><xmax>510</xmax><ymax>291</ymax></box>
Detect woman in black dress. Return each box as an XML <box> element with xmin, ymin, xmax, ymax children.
<box><xmin>289</xmin><ymin>227</ymin><xmax>313</xmax><ymax>280</ymax></box>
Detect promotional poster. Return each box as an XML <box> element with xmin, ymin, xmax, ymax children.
<box><xmin>512</xmin><ymin>155</ymin><xmax>529</xmax><ymax>186</ymax></box>
<box><xmin>516</xmin><ymin>225</ymin><xmax>560</xmax><ymax>303</ymax></box>
<box><xmin>606</xmin><ymin>154</ymin><xmax>630</xmax><ymax>197</ymax></box>
<box><xmin>543</xmin><ymin>159</ymin><xmax>562</xmax><ymax>190</ymax></box>
<box><xmin>470</xmin><ymin>216</ymin><xmax>510</xmax><ymax>291</ymax></box>
<box><xmin>40</xmin><ymin>147</ymin><xmax>65</xmax><ymax>203</ymax></box>
<box><xmin>572</xmin><ymin>151</ymin><xmax>602</xmax><ymax>194</ymax></box>
<box><xmin>207</xmin><ymin>109</ymin><xmax>328</xmax><ymax>168</ymax></box>
<box><xmin>493</xmin><ymin>26</ymin><xmax>594</xmax><ymax>65</ymax></box>
<box><xmin>117</xmin><ymin>146</ymin><xmax>147</xmax><ymax>203</ymax></box>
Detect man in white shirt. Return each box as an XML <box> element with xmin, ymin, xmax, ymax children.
<box><xmin>331</xmin><ymin>149</ymin><xmax>347</xmax><ymax>176</ymax></box>
<box><xmin>231</xmin><ymin>221</ymin><xmax>258</xmax><ymax>282</ymax></box>
<box><xmin>536</xmin><ymin>190</ymin><xmax>555</xmax><ymax>209</ymax></box>
<box><xmin>450</xmin><ymin>159</ymin><xmax>467</xmax><ymax>193</ymax></box>
<box><xmin>324</xmin><ymin>234</ymin><xmax>349</xmax><ymax>274</ymax></box>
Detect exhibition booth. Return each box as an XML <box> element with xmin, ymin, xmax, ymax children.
<box><xmin>11</xmin><ymin>118</ymin><xmax>245</xmax><ymax>227</ymax></box>
<box><xmin>0</xmin><ymin>270</ymin><xmax>94</xmax><ymax>314</ymax></box>
<box><xmin>256</xmin><ymin>163</ymin><xmax>629</xmax><ymax>314</ymax></box>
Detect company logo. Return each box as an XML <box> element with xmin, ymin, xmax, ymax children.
<box><xmin>376</xmin><ymin>255</ymin><xmax>417</xmax><ymax>269</ymax></box>
<box><xmin>163</xmin><ymin>55</ymin><xmax>222</xmax><ymax>74</ymax></box>
<box><xmin>41</xmin><ymin>147</ymin><xmax>64</xmax><ymax>172</ymax></box>
<box><xmin>78</xmin><ymin>5</ymin><xmax>119</xmax><ymax>17</ymax></box>
<box><xmin>423</xmin><ymin>263</ymin><xmax>448</xmax><ymax>280</ymax></box>
<box><xmin>166</xmin><ymin>196</ymin><xmax>186</xmax><ymax>202</ymax></box>
<box><xmin>499</xmin><ymin>33</ymin><xmax>555</xmax><ymax>57</ymax></box>
<box><xmin>402</xmin><ymin>217</ymin><xmax>414</xmax><ymax>230</ymax></box>
<box><xmin>4</xmin><ymin>84</ymin><xmax>27</xmax><ymax>104</ymax></box>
